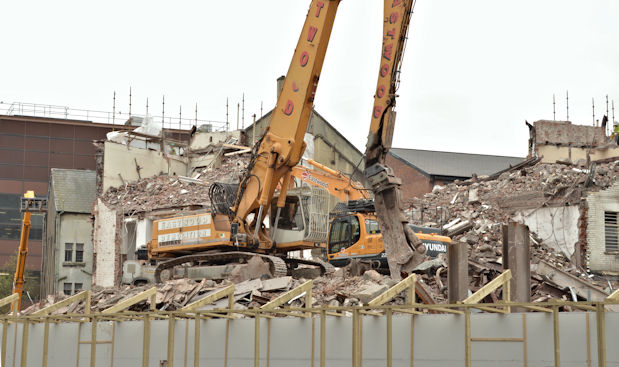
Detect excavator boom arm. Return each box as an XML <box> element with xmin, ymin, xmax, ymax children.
<box><xmin>232</xmin><ymin>0</ymin><xmax>341</xmax><ymax>245</ymax></box>
<box><xmin>364</xmin><ymin>0</ymin><xmax>425</xmax><ymax>278</ymax></box>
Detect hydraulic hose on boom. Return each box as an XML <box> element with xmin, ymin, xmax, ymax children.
<box><xmin>364</xmin><ymin>0</ymin><xmax>426</xmax><ymax>279</ymax></box>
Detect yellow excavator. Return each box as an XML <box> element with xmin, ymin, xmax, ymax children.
<box><xmin>282</xmin><ymin>160</ymin><xmax>450</xmax><ymax>270</ymax></box>
<box><xmin>146</xmin><ymin>0</ymin><xmax>423</xmax><ymax>281</ymax></box>
<box><xmin>12</xmin><ymin>191</ymin><xmax>47</xmax><ymax>311</ymax></box>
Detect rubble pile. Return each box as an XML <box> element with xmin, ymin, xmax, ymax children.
<box><xmin>406</xmin><ymin>160</ymin><xmax>619</xmax><ymax>300</ymax></box>
<box><xmin>100</xmin><ymin>155</ymin><xmax>250</xmax><ymax>212</ymax></box>
<box><xmin>192</xmin><ymin>155</ymin><xmax>249</xmax><ymax>185</ymax></box>
<box><xmin>20</xmin><ymin>271</ymin><xmax>412</xmax><ymax>316</ymax></box>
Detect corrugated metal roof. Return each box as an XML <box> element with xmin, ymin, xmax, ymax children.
<box><xmin>390</xmin><ymin>148</ymin><xmax>524</xmax><ymax>178</ymax></box>
<box><xmin>50</xmin><ymin>169</ymin><xmax>96</xmax><ymax>213</ymax></box>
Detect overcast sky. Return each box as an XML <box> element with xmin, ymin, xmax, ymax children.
<box><xmin>2</xmin><ymin>0</ymin><xmax>618</xmax><ymax>158</ymax></box>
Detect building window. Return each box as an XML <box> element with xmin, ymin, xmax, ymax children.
<box><xmin>74</xmin><ymin>283</ymin><xmax>83</xmax><ymax>293</ymax></box>
<box><xmin>63</xmin><ymin>283</ymin><xmax>72</xmax><ymax>296</ymax></box>
<box><xmin>605</xmin><ymin>211</ymin><xmax>618</xmax><ymax>252</ymax></box>
<box><xmin>75</xmin><ymin>243</ymin><xmax>84</xmax><ymax>262</ymax></box>
<box><xmin>64</xmin><ymin>243</ymin><xmax>73</xmax><ymax>262</ymax></box>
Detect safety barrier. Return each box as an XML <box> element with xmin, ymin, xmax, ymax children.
<box><xmin>1</xmin><ymin>280</ymin><xmax>619</xmax><ymax>366</ymax></box>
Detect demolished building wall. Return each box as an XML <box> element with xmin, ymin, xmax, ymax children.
<box><xmin>533</xmin><ymin>120</ymin><xmax>619</xmax><ymax>163</ymax></box>
<box><xmin>514</xmin><ymin>206</ymin><xmax>580</xmax><ymax>261</ymax></box>
<box><xmin>93</xmin><ymin>198</ymin><xmax>119</xmax><ymax>287</ymax></box>
<box><xmin>102</xmin><ymin>141</ymin><xmax>188</xmax><ymax>191</ymax></box>
<box><xmin>587</xmin><ymin>181</ymin><xmax>619</xmax><ymax>273</ymax></box>
<box><xmin>189</xmin><ymin>130</ymin><xmax>243</xmax><ymax>150</ymax></box>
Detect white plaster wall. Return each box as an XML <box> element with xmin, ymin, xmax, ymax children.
<box><xmin>93</xmin><ymin>199</ymin><xmax>117</xmax><ymax>287</ymax></box>
<box><xmin>514</xmin><ymin>206</ymin><xmax>580</xmax><ymax>259</ymax></box>
<box><xmin>56</xmin><ymin>214</ymin><xmax>94</xmax><ymax>291</ymax></box>
<box><xmin>190</xmin><ymin>130</ymin><xmax>242</xmax><ymax>151</ymax></box>
<box><xmin>538</xmin><ymin>145</ymin><xmax>619</xmax><ymax>163</ymax></box>
<box><xmin>102</xmin><ymin>141</ymin><xmax>188</xmax><ymax>191</ymax></box>
<box><xmin>136</xmin><ymin>219</ymin><xmax>152</xmax><ymax>249</ymax></box>
<box><xmin>587</xmin><ymin>182</ymin><xmax>619</xmax><ymax>272</ymax></box>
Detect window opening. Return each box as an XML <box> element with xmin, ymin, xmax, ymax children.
<box><xmin>64</xmin><ymin>243</ymin><xmax>73</xmax><ymax>262</ymax></box>
<box><xmin>75</xmin><ymin>243</ymin><xmax>84</xmax><ymax>262</ymax></box>
<box><xmin>605</xmin><ymin>211</ymin><xmax>618</xmax><ymax>252</ymax></box>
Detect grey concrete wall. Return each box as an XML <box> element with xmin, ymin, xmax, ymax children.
<box><xmin>4</xmin><ymin>312</ymin><xmax>619</xmax><ymax>366</ymax></box>
<box><xmin>587</xmin><ymin>182</ymin><xmax>619</xmax><ymax>272</ymax></box>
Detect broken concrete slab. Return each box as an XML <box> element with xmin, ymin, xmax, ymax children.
<box><xmin>234</xmin><ymin>279</ymin><xmax>263</xmax><ymax>295</ymax></box>
<box><xmin>363</xmin><ymin>270</ymin><xmax>383</xmax><ymax>282</ymax></box>
<box><xmin>261</xmin><ymin>276</ymin><xmax>293</xmax><ymax>292</ymax></box>
<box><xmin>352</xmin><ymin>283</ymin><xmax>389</xmax><ymax>304</ymax></box>
<box><xmin>534</xmin><ymin>260</ymin><xmax>611</xmax><ymax>303</ymax></box>
<box><xmin>230</xmin><ymin>257</ymin><xmax>271</xmax><ymax>283</ymax></box>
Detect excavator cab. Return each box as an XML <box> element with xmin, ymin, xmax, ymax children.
<box><xmin>270</xmin><ymin>186</ymin><xmax>330</xmax><ymax>251</ymax></box>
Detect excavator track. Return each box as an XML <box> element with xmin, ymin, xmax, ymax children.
<box><xmin>154</xmin><ymin>251</ymin><xmax>288</xmax><ymax>283</ymax></box>
<box><xmin>285</xmin><ymin>257</ymin><xmax>336</xmax><ymax>274</ymax></box>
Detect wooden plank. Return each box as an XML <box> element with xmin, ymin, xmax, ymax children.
<box><xmin>368</xmin><ymin>274</ymin><xmax>416</xmax><ymax>307</ymax></box>
<box><xmin>360</xmin><ymin>310</ymin><xmax>383</xmax><ymax>317</ymax></box>
<box><xmin>102</xmin><ymin>287</ymin><xmax>157</xmax><ymax>314</ymax></box>
<box><xmin>32</xmin><ymin>291</ymin><xmax>91</xmax><ymax>316</ymax></box>
<box><xmin>0</xmin><ymin>294</ymin><xmax>18</xmax><ymax>309</ymax></box>
<box><xmin>606</xmin><ymin>288</ymin><xmax>619</xmax><ymax>301</ymax></box>
<box><xmin>521</xmin><ymin>305</ymin><xmax>553</xmax><ymax>313</ymax></box>
<box><xmin>471</xmin><ymin>305</ymin><xmax>509</xmax><ymax>314</ymax></box>
<box><xmin>463</xmin><ymin>270</ymin><xmax>512</xmax><ymax>304</ymax></box>
<box><xmin>222</xmin><ymin>143</ymin><xmax>251</xmax><ymax>150</ymax></box>
<box><xmin>180</xmin><ymin>285</ymin><xmax>235</xmax><ymax>312</ymax></box>
<box><xmin>224</xmin><ymin>149</ymin><xmax>251</xmax><ymax>156</ymax></box>
<box><xmin>261</xmin><ymin>280</ymin><xmax>313</xmax><ymax>310</ymax></box>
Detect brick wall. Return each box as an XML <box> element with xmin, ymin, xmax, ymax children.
<box><xmin>385</xmin><ymin>153</ymin><xmax>433</xmax><ymax>200</ymax></box>
<box><xmin>586</xmin><ymin>182</ymin><xmax>619</xmax><ymax>272</ymax></box>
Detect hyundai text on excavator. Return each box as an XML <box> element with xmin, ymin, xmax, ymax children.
<box><xmin>145</xmin><ymin>0</ymin><xmax>424</xmax><ymax>282</ymax></box>
<box><xmin>326</xmin><ymin>199</ymin><xmax>451</xmax><ymax>270</ymax></box>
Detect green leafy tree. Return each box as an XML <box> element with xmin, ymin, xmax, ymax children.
<box><xmin>0</xmin><ymin>253</ymin><xmax>41</xmax><ymax>313</ymax></box>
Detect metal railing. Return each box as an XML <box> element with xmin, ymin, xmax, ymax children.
<box><xmin>0</xmin><ymin>101</ymin><xmax>229</xmax><ymax>131</ymax></box>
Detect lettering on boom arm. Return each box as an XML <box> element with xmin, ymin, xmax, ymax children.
<box><xmin>283</xmin><ymin>1</ymin><xmax>324</xmax><ymax>117</ymax></box>
<box><xmin>371</xmin><ymin>0</ymin><xmax>405</xmax><ymax>123</ymax></box>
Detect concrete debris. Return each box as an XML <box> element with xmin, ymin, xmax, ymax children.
<box><xmin>352</xmin><ymin>283</ymin><xmax>389</xmax><ymax>304</ymax></box>
<box><xmin>99</xmin><ymin>155</ymin><xmax>249</xmax><ymax>213</ymax></box>
<box><xmin>82</xmin><ymin>149</ymin><xmax>618</xmax><ymax>314</ymax></box>
<box><xmin>406</xmin><ymin>159</ymin><xmax>619</xmax><ymax>304</ymax></box>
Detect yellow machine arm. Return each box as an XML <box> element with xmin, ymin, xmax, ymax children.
<box><xmin>12</xmin><ymin>191</ymin><xmax>46</xmax><ymax>311</ymax></box>
<box><xmin>231</xmin><ymin>0</ymin><xmax>341</xmax><ymax>247</ymax></box>
<box><xmin>289</xmin><ymin>159</ymin><xmax>369</xmax><ymax>202</ymax></box>
<box><xmin>364</xmin><ymin>0</ymin><xmax>426</xmax><ymax>278</ymax></box>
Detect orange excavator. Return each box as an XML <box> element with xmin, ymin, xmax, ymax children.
<box><xmin>288</xmin><ymin>158</ymin><xmax>369</xmax><ymax>203</ymax></box>
<box><xmin>145</xmin><ymin>0</ymin><xmax>423</xmax><ymax>282</ymax></box>
<box><xmin>148</xmin><ymin>0</ymin><xmax>342</xmax><ymax>282</ymax></box>
<box><xmin>12</xmin><ymin>191</ymin><xmax>47</xmax><ymax>311</ymax></box>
